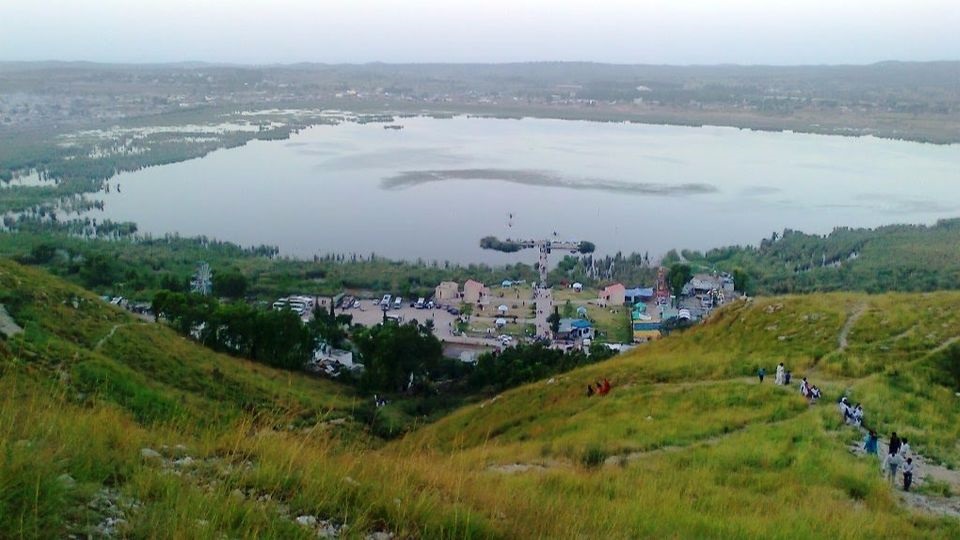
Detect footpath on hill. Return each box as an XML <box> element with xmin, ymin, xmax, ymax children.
<box><xmin>847</xmin><ymin>433</ymin><xmax>960</xmax><ymax>519</ymax></box>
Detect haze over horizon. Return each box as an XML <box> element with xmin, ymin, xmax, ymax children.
<box><xmin>2</xmin><ymin>0</ymin><xmax>958</xmax><ymax>66</ymax></box>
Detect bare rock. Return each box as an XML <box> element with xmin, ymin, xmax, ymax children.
<box><xmin>296</xmin><ymin>515</ymin><xmax>318</xmax><ymax>527</ymax></box>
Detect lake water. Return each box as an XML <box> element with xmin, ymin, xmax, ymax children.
<box><xmin>84</xmin><ymin>116</ymin><xmax>960</xmax><ymax>264</ymax></box>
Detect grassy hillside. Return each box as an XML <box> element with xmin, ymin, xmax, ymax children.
<box><xmin>2</xmin><ymin>259</ymin><xmax>960</xmax><ymax>538</ymax></box>
<box><xmin>676</xmin><ymin>218</ymin><xmax>960</xmax><ymax>294</ymax></box>
<box><xmin>0</xmin><ymin>259</ymin><xmax>496</xmax><ymax>538</ymax></box>
<box><xmin>391</xmin><ymin>293</ymin><xmax>960</xmax><ymax>537</ymax></box>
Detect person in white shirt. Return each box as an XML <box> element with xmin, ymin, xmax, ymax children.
<box><xmin>884</xmin><ymin>452</ymin><xmax>902</xmax><ymax>485</ymax></box>
<box><xmin>775</xmin><ymin>362</ymin><xmax>785</xmax><ymax>385</ymax></box>
<box><xmin>838</xmin><ymin>397</ymin><xmax>851</xmax><ymax>423</ymax></box>
<box><xmin>902</xmin><ymin>458</ymin><xmax>914</xmax><ymax>491</ymax></box>
<box><xmin>899</xmin><ymin>438</ymin><xmax>911</xmax><ymax>458</ymax></box>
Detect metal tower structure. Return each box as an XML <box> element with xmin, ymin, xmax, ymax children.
<box><xmin>191</xmin><ymin>262</ymin><xmax>213</xmax><ymax>296</ymax></box>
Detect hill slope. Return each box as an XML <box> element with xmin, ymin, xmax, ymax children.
<box><xmin>0</xmin><ymin>259</ymin><xmax>494</xmax><ymax>538</ymax></box>
<box><xmin>389</xmin><ymin>293</ymin><xmax>960</xmax><ymax>537</ymax></box>
<box><xmin>2</xmin><ymin>259</ymin><xmax>960</xmax><ymax>538</ymax></box>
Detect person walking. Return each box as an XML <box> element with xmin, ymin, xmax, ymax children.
<box><xmin>902</xmin><ymin>458</ymin><xmax>914</xmax><ymax>491</ymax></box>
<box><xmin>864</xmin><ymin>430</ymin><xmax>879</xmax><ymax>456</ymax></box>
<box><xmin>884</xmin><ymin>451</ymin><xmax>902</xmax><ymax>485</ymax></box>
<box><xmin>775</xmin><ymin>362</ymin><xmax>785</xmax><ymax>385</ymax></box>
<box><xmin>757</xmin><ymin>367</ymin><xmax>766</xmax><ymax>383</ymax></box>
<box><xmin>899</xmin><ymin>437</ymin><xmax>911</xmax><ymax>459</ymax></box>
<box><xmin>889</xmin><ymin>432</ymin><xmax>902</xmax><ymax>456</ymax></box>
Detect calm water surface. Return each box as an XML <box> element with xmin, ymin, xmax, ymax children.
<box><xmin>86</xmin><ymin>116</ymin><xmax>960</xmax><ymax>264</ymax></box>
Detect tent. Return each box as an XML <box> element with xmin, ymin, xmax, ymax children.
<box><xmin>576</xmin><ymin>306</ymin><xmax>588</xmax><ymax>316</ymax></box>
<box><xmin>497</xmin><ymin>304</ymin><xmax>509</xmax><ymax>314</ymax></box>
<box><xmin>495</xmin><ymin>318</ymin><xmax>507</xmax><ymax>327</ymax></box>
<box><xmin>572</xmin><ymin>282</ymin><xmax>583</xmax><ymax>292</ymax></box>
<box><xmin>501</xmin><ymin>280</ymin><xmax>513</xmax><ymax>287</ymax></box>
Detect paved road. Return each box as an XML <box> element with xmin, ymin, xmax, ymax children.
<box><xmin>534</xmin><ymin>287</ymin><xmax>554</xmax><ymax>338</ymax></box>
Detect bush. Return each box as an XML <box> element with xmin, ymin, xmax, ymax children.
<box><xmin>580</xmin><ymin>446</ymin><xmax>608</xmax><ymax>468</ymax></box>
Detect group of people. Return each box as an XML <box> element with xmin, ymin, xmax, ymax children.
<box><xmin>774</xmin><ymin>362</ymin><xmax>792</xmax><ymax>385</ymax></box>
<box><xmin>757</xmin><ymin>363</ymin><xmax>793</xmax><ymax>386</ymax></box>
<box><xmin>586</xmin><ymin>378</ymin><xmax>612</xmax><ymax>397</ymax></box>
<box><xmin>838</xmin><ymin>397</ymin><xmax>864</xmax><ymax>426</ymax></box>
<box><xmin>865</xmin><ymin>430</ymin><xmax>914</xmax><ymax>491</ymax></box>
<box><xmin>758</xmin><ymin>361</ymin><xmax>919</xmax><ymax>494</ymax></box>
<box><xmin>756</xmin><ymin>364</ymin><xmax>820</xmax><ymax>402</ymax></box>
<box><xmin>798</xmin><ymin>377</ymin><xmax>822</xmax><ymax>402</ymax></box>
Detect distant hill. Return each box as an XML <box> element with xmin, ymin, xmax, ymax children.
<box><xmin>2</xmin><ymin>259</ymin><xmax>959</xmax><ymax>537</ymax></box>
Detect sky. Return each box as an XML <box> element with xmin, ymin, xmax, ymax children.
<box><xmin>1</xmin><ymin>0</ymin><xmax>958</xmax><ymax>65</ymax></box>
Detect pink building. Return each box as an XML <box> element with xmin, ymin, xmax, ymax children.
<box><xmin>599</xmin><ymin>283</ymin><xmax>626</xmax><ymax>306</ymax></box>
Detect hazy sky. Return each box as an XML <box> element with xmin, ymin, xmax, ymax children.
<box><xmin>1</xmin><ymin>0</ymin><xmax>958</xmax><ymax>65</ymax></box>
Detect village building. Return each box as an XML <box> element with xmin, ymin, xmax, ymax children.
<box><xmin>598</xmin><ymin>283</ymin><xmax>626</xmax><ymax>306</ymax></box>
<box><xmin>624</xmin><ymin>287</ymin><xmax>654</xmax><ymax>304</ymax></box>
<box><xmin>557</xmin><ymin>318</ymin><xmax>594</xmax><ymax>340</ymax></box>
<box><xmin>463</xmin><ymin>279</ymin><xmax>490</xmax><ymax>304</ymax></box>
<box><xmin>632</xmin><ymin>321</ymin><xmax>662</xmax><ymax>342</ymax></box>
<box><xmin>435</xmin><ymin>281</ymin><xmax>460</xmax><ymax>303</ymax></box>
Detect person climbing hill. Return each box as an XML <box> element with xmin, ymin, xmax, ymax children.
<box><xmin>864</xmin><ymin>430</ymin><xmax>879</xmax><ymax>456</ymax></box>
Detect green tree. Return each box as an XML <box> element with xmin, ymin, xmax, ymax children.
<box><xmin>79</xmin><ymin>254</ymin><xmax>117</xmax><ymax>287</ymax></box>
<box><xmin>563</xmin><ymin>300</ymin><xmax>575</xmax><ymax>318</ymax></box>
<box><xmin>667</xmin><ymin>264</ymin><xmax>692</xmax><ymax>303</ymax></box>
<box><xmin>355</xmin><ymin>322</ymin><xmax>442</xmax><ymax>393</ymax></box>
<box><xmin>732</xmin><ymin>267</ymin><xmax>750</xmax><ymax>293</ymax></box>
<box><xmin>212</xmin><ymin>270</ymin><xmax>248</xmax><ymax>299</ymax></box>
<box><xmin>547</xmin><ymin>310</ymin><xmax>561</xmax><ymax>335</ymax></box>
<box><xmin>29</xmin><ymin>243</ymin><xmax>57</xmax><ymax>264</ymax></box>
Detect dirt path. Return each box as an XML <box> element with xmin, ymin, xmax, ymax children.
<box><xmin>838</xmin><ymin>303</ymin><xmax>868</xmax><ymax>350</ymax></box>
<box><xmin>94</xmin><ymin>323</ymin><xmax>130</xmax><ymax>350</ymax></box>
<box><xmin>848</xmin><ymin>433</ymin><xmax>960</xmax><ymax>518</ymax></box>
<box><xmin>924</xmin><ymin>336</ymin><xmax>959</xmax><ymax>358</ymax></box>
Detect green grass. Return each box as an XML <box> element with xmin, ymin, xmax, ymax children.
<box><xmin>3</xmin><ymin>259</ymin><xmax>960</xmax><ymax>537</ymax></box>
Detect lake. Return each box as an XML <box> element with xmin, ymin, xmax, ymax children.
<box><xmin>84</xmin><ymin>116</ymin><xmax>960</xmax><ymax>264</ymax></box>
